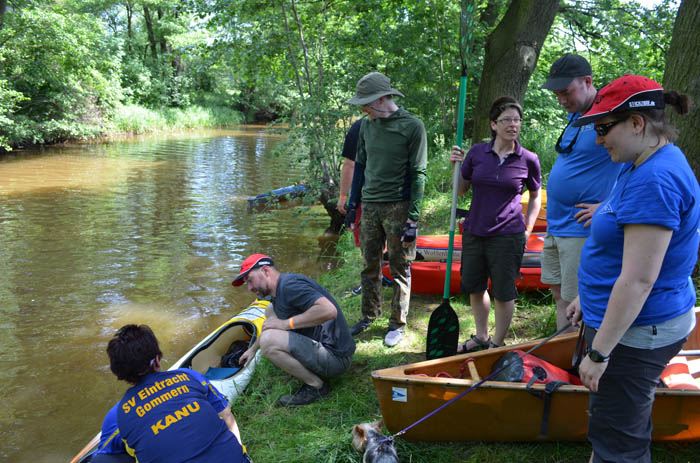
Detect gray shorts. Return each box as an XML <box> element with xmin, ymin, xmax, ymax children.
<box><xmin>288</xmin><ymin>331</ymin><xmax>352</xmax><ymax>379</ymax></box>
<box><xmin>540</xmin><ymin>234</ymin><xmax>587</xmax><ymax>302</ymax></box>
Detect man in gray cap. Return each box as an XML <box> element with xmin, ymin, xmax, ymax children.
<box><xmin>344</xmin><ymin>72</ymin><xmax>427</xmax><ymax>347</ymax></box>
<box><xmin>540</xmin><ymin>54</ymin><xmax>622</xmax><ymax>333</ymax></box>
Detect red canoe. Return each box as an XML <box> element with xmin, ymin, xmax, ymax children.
<box><xmin>417</xmin><ymin>233</ymin><xmax>545</xmax><ymax>263</ymax></box>
<box><xmin>382</xmin><ymin>262</ymin><xmax>547</xmax><ymax>295</ymax></box>
<box><xmin>384</xmin><ymin>232</ymin><xmax>548</xmax><ymax>295</ymax></box>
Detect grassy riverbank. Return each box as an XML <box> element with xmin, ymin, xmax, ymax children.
<box><xmin>233</xmin><ymin>142</ymin><xmax>700</xmax><ymax>463</ymax></box>
<box><xmin>110</xmin><ymin>104</ymin><xmax>245</xmax><ymax>134</ymax></box>
<box><xmin>234</xmin><ymin>231</ymin><xmax>699</xmax><ymax>462</ymax></box>
<box><xmin>234</xmin><ymin>232</ymin><xmax>699</xmax><ymax>462</ymax></box>
<box><xmin>1</xmin><ymin>103</ymin><xmax>245</xmax><ymax>151</ymax></box>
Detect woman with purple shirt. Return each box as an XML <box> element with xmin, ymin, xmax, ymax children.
<box><xmin>450</xmin><ymin>96</ymin><xmax>542</xmax><ymax>353</ymax></box>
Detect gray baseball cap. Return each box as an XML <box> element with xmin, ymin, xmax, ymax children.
<box><xmin>347</xmin><ymin>72</ymin><xmax>404</xmax><ymax>105</ymax></box>
<box><xmin>541</xmin><ymin>54</ymin><xmax>592</xmax><ymax>91</ymax></box>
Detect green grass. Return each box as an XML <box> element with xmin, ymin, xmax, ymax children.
<box><xmin>110</xmin><ymin>104</ymin><xmax>244</xmax><ymax>134</ymax></box>
<box><xmin>233</xmin><ymin>232</ymin><xmax>699</xmax><ymax>462</ymax></box>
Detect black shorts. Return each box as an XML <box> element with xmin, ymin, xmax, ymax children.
<box><xmin>584</xmin><ymin>326</ymin><xmax>686</xmax><ymax>463</ymax></box>
<box><xmin>460</xmin><ymin>231</ymin><xmax>525</xmax><ymax>301</ymax></box>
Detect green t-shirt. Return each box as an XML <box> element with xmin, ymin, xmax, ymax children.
<box><xmin>356</xmin><ymin>107</ymin><xmax>428</xmax><ymax>221</ymax></box>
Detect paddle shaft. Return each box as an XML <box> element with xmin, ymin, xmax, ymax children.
<box><xmin>442</xmin><ymin>0</ymin><xmax>475</xmax><ymax>299</ymax></box>
<box><xmin>442</xmin><ymin>72</ymin><xmax>467</xmax><ymax>300</ymax></box>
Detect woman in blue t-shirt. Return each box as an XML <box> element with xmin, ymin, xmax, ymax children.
<box><xmin>107</xmin><ymin>324</ymin><xmax>249</xmax><ymax>463</ymax></box>
<box><xmin>567</xmin><ymin>75</ymin><xmax>697</xmax><ymax>463</ymax></box>
<box><xmin>450</xmin><ymin>96</ymin><xmax>541</xmax><ymax>352</ymax></box>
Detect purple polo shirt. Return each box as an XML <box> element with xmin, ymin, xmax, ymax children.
<box><xmin>461</xmin><ymin>139</ymin><xmax>541</xmax><ymax>236</ymax></box>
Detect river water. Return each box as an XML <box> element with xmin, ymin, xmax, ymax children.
<box><xmin>0</xmin><ymin>128</ymin><xmax>331</xmax><ymax>462</ymax></box>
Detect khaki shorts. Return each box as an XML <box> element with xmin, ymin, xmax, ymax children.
<box><xmin>540</xmin><ymin>234</ymin><xmax>587</xmax><ymax>302</ymax></box>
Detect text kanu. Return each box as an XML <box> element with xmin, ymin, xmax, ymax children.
<box><xmin>150</xmin><ymin>401</ymin><xmax>202</xmax><ymax>435</ymax></box>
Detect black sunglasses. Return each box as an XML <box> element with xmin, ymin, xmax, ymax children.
<box><xmin>555</xmin><ymin>117</ymin><xmax>581</xmax><ymax>154</ymax></box>
<box><xmin>594</xmin><ymin>117</ymin><xmax>628</xmax><ymax>137</ymax></box>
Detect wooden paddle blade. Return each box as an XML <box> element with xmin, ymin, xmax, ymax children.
<box><xmin>426</xmin><ymin>300</ymin><xmax>459</xmax><ymax>359</ymax></box>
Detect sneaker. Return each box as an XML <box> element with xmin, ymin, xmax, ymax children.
<box><xmin>384</xmin><ymin>328</ymin><xmax>404</xmax><ymax>347</ymax></box>
<box><xmin>350</xmin><ymin>320</ymin><xmax>371</xmax><ymax>336</ymax></box>
<box><xmin>279</xmin><ymin>382</ymin><xmax>329</xmax><ymax>406</ymax></box>
<box><xmin>351</xmin><ymin>285</ymin><xmax>362</xmax><ymax>296</ymax></box>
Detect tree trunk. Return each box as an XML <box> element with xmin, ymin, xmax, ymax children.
<box><xmin>0</xmin><ymin>0</ymin><xmax>7</xmax><ymax>31</ymax></box>
<box><xmin>663</xmin><ymin>0</ymin><xmax>700</xmax><ymax>177</ymax></box>
<box><xmin>662</xmin><ymin>0</ymin><xmax>700</xmax><ymax>275</ymax></box>
<box><xmin>432</xmin><ymin>1</ymin><xmax>449</xmax><ymax>134</ymax></box>
<box><xmin>290</xmin><ymin>0</ymin><xmax>314</xmax><ymax>98</ymax></box>
<box><xmin>126</xmin><ymin>2</ymin><xmax>133</xmax><ymax>52</ymax></box>
<box><xmin>472</xmin><ymin>0</ymin><xmax>559</xmax><ymax>143</ymax></box>
<box><xmin>480</xmin><ymin>0</ymin><xmax>505</xmax><ymax>28</ymax></box>
<box><xmin>280</xmin><ymin>2</ymin><xmax>306</xmax><ymax>102</ymax></box>
<box><xmin>157</xmin><ymin>8</ymin><xmax>168</xmax><ymax>56</ymax></box>
<box><xmin>143</xmin><ymin>6</ymin><xmax>158</xmax><ymax>59</ymax></box>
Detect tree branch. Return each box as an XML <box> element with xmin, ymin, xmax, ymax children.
<box><xmin>290</xmin><ymin>0</ymin><xmax>314</xmax><ymax>98</ymax></box>
<box><xmin>280</xmin><ymin>1</ymin><xmax>306</xmax><ymax>102</ymax></box>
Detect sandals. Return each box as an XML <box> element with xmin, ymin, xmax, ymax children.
<box><xmin>457</xmin><ymin>334</ymin><xmax>491</xmax><ymax>354</ymax></box>
<box><xmin>457</xmin><ymin>334</ymin><xmax>505</xmax><ymax>354</ymax></box>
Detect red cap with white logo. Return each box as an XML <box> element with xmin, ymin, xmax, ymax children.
<box><xmin>232</xmin><ymin>254</ymin><xmax>274</xmax><ymax>286</ymax></box>
<box><xmin>574</xmin><ymin>74</ymin><xmax>664</xmax><ymax>127</ymax></box>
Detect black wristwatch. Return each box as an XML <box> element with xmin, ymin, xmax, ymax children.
<box><xmin>588</xmin><ymin>349</ymin><xmax>611</xmax><ymax>363</ymax></box>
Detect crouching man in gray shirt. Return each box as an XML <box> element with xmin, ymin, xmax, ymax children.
<box><xmin>234</xmin><ymin>254</ymin><xmax>355</xmax><ymax>406</ymax></box>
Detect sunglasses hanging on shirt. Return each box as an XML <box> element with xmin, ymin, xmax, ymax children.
<box><xmin>555</xmin><ymin>117</ymin><xmax>582</xmax><ymax>154</ymax></box>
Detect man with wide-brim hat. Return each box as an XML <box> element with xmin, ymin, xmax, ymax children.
<box><xmin>538</xmin><ymin>54</ymin><xmax>622</xmax><ymax>335</ymax></box>
<box><xmin>347</xmin><ymin>72</ymin><xmax>405</xmax><ymax>105</ymax></box>
<box><xmin>344</xmin><ymin>72</ymin><xmax>427</xmax><ymax>348</ymax></box>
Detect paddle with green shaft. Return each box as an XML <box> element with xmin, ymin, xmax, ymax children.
<box><xmin>426</xmin><ymin>0</ymin><xmax>476</xmax><ymax>360</ymax></box>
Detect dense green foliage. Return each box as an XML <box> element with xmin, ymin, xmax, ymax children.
<box><xmin>0</xmin><ymin>5</ymin><xmax>121</xmax><ymax>145</ymax></box>
<box><xmin>0</xmin><ymin>0</ymin><xmax>683</xmax><ymax>214</ymax></box>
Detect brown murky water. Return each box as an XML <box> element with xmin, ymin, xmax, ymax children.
<box><xmin>0</xmin><ymin>128</ymin><xmax>331</xmax><ymax>462</ymax></box>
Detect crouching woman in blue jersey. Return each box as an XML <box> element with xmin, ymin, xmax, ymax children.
<box><xmin>107</xmin><ymin>324</ymin><xmax>251</xmax><ymax>463</ymax></box>
<box><xmin>566</xmin><ymin>75</ymin><xmax>698</xmax><ymax>463</ymax></box>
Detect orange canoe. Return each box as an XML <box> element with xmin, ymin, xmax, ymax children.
<box><xmin>372</xmin><ymin>308</ymin><xmax>700</xmax><ymax>442</ymax></box>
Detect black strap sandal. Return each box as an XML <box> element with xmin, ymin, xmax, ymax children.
<box><xmin>457</xmin><ymin>334</ymin><xmax>491</xmax><ymax>354</ymax></box>
<box><xmin>488</xmin><ymin>340</ymin><xmax>506</xmax><ymax>349</ymax></box>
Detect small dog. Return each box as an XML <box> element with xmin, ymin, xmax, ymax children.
<box><xmin>351</xmin><ymin>420</ymin><xmax>399</xmax><ymax>463</ymax></box>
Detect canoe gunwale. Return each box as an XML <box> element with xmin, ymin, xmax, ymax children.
<box><xmin>170</xmin><ymin>302</ymin><xmax>266</xmax><ymax>370</ymax></box>
<box><xmin>172</xmin><ymin>318</ymin><xmax>257</xmax><ymax>370</ymax></box>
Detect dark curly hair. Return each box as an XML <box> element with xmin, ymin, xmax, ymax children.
<box><xmin>107</xmin><ymin>324</ymin><xmax>163</xmax><ymax>385</ymax></box>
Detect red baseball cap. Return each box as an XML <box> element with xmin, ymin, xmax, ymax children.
<box><xmin>232</xmin><ymin>254</ymin><xmax>274</xmax><ymax>286</ymax></box>
<box><xmin>573</xmin><ymin>74</ymin><xmax>664</xmax><ymax>127</ymax></box>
